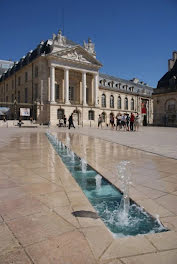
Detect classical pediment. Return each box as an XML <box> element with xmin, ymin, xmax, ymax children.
<box><xmin>51</xmin><ymin>46</ymin><xmax>102</xmax><ymax>67</ymax></box>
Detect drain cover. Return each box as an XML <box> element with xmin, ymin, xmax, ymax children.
<box><xmin>72</xmin><ymin>210</ymin><xmax>99</xmax><ymax>219</ymax></box>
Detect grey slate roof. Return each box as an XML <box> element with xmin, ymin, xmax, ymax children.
<box><xmin>99</xmin><ymin>73</ymin><xmax>154</xmax><ymax>91</ymax></box>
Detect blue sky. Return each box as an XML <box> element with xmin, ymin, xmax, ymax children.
<box><xmin>1</xmin><ymin>0</ymin><xmax>177</xmax><ymax>87</ymax></box>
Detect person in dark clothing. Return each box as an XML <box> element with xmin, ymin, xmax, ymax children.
<box><xmin>18</xmin><ymin>118</ymin><xmax>22</xmax><ymax>128</ymax></box>
<box><xmin>130</xmin><ymin>113</ymin><xmax>135</xmax><ymax>131</ymax></box>
<box><xmin>68</xmin><ymin>113</ymin><xmax>75</xmax><ymax>129</ymax></box>
<box><xmin>63</xmin><ymin>115</ymin><xmax>67</xmax><ymax>127</ymax></box>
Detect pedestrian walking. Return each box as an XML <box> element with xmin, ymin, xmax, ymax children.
<box><xmin>121</xmin><ymin>114</ymin><xmax>126</xmax><ymax>131</ymax></box>
<box><xmin>98</xmin><ymin>114</ymin><xmax>103</xmax><ymax>128</ymax></box>
<box><xmin>126</xmin><ymin>114</ymin><xmax>130</xmax><ymax>131</ymax></box>
<box><xmin>68</xmin><ymin>113</ymin><xmax>75</xmax><ymax>129</ymax></box>
<box><xmin>63</xmin><ymin>115</ymin><xmax>67</xmax><ymax>127</ymax></box>
<box><xmin>134</xmin><ymin>113</ymin><xmax>140</xmax><ymax>131</ymax></box>
<box><xmin>130</xmin><ymin>112</ymin><xmax>135</xmax><ymax>131</ymax></box>
<box><xmin>110</xmin><ymin>114</ymin><xmax>114</xmax><ymax>129</ymax></box>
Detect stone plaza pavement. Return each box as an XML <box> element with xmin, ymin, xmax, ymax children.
<box><xmin>0</xmin><ymin>126</ymin><xmax>177</xmax><ymax>263</ymax></box>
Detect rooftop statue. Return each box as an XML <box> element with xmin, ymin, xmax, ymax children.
<box><xmin>83</xmin><ymin>38</ymin><xmax>96</xmax><ymax>57</ymax></box>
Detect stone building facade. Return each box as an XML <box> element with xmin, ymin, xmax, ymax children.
<box><xmin>153</xmin><ymin>51</ymin><xmax>177</xmax><ymax>127</ymax></box>
<box><xmin>0</xmin><ymin>30</ymin><xmax>154</xmax><ymax>126</ymax></box>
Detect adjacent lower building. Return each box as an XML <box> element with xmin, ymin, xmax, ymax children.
<box><xmin>153</xmin><ymin>51</ymin><xmax>177</xmax><ymax>127</ymax></box>
<box><xmin>0</xmin><ymin>60</ymin><xmax>14</xmax><ymax>78</ymax></box>
<box><xmin>0</xmin><ymin>30</ymin><xmax>154</xmax><ymax>125</ymax></box>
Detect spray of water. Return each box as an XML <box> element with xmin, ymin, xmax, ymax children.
<box><xmin>95</xmin><ymin>174</ymin><xmax>102</xmax><ymax>191</ymax></box>
<box><xmin>117</xmin><ymin>160</ymin><xmax>131</xmax><ymax>225</ymax></box>
<box><xmin>81</xmin><ymin>158</ymin><xmax>87</xmax><ymax>173</ymax></box>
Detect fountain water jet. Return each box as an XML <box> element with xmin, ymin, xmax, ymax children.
<box><xmin>70</xmin><ymin>150</ymin><xmax>75</xmax><ymax>162</ymax></box>
<box><xmin>81</xmin><ymin>158</ymin><xmax>87</xmax><ymax>173</ymax></box>
<box><xmin>95</xmin><ymin>174</ymin><xmax>102</xmax><ymax>191</ymax></box>
<box><xmin>117</xmin><ymin>160</ymin><xmax>131</xmax><ymax>225</ymax></box>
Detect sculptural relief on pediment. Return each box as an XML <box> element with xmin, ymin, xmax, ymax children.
<box><xmin>60</xmin><ymin>50</ymin><xmax>91</xmax><ymax>64</ymax></box>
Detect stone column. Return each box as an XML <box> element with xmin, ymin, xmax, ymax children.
<box><xmin>94</xmin><ymin>73</ymin><xmax>99</xmax><ymax>106</ymax></box>
<box><xmin>82</xmin><ymin>71</ymin><xmax>87</xmax><ymax>106</ymax></box>
<box><xmin>64</xmin><ymin>69</ymin><xmax>70</xmax><ymax>104</ymax></box>
<box><xmin>50</xmin><ymin>66</ymin><xmax>55</xmax><ymax>103</ymax></box>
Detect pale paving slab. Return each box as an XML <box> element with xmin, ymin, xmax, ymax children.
<box><xmin>136</xmin><ymin>198</ymin><xmax>174</xmax><ymax>218</ymax></box>
<box><xmin>22</xmin><ymin>182</ymin><xmax>63</xmax><ymax>196</ymax></box>
<box><xmin>145</xmin><ymin>231</ymin><xmax>177</xmax><ymax>251</ymax></box>
<box><xmin>99</xmin><ymin>259</ymin><xmax>122</xmax><ymax>264</ymax></box>
<box><xmin>37</xmin><ymin>191</ymin><xmax>70</xmax><ymax>208</ymax></box>
<box><xmin>155</xmin><ymin>194</ymin><xmax>177</xmax><ymax>215</ymax></box>
<box><xmin>0</xmin><ymin>196</ymin><xmax>49</xmax><ymax>221</ymax></box>
<box><xmin>166</xmin><ymin>176</ymin><xmax>177</xmax><ymax>185</ymax></box>
<box><xmin>67</xmin><ymin>190</ymin><xmax>92</xmax><ymax>207</ymax></box>
<box><xmin>0</xmin><ymin>186</ymin><xmax>27</xmax><ymax>202</ymax></box>
<box><xmin>100</xmin><ymin>235</ymin><xmax>156</xmax><ymax>260</ymax></box>
<box><xmin>134</xmin><ymin>185</ymin><xmax>166</xmax><ymax>199</ymax></box>
<box><xmin>0</xmin><ymin>249</ymin><xmax>32</xmax><ymax>264</ymax></box>
<box><xmin>0</xmin><ymin>222</ymin><xmax>20</xmax><ymax>254</ymax></box>
<box><xmin>160</xmin><ymin>216</ymin><xmax>177</xmax><ymax>231</ymax></box>
<box><xmin>7</xmin><ymin>211</ymin><xmax>75</xmax><ymax>246</ymax></box>
<box><xmin>121</xmin><ymin>249</ymin><xmax>177</xmax><ymax>264</ymax></box>
<box><xmin>54</xmin><ymin>205</ymin><xmax>80</xmax><ymax>228</ymax></box>
<box><xmin>10</xmin><ymin>173</ymin><xmax>50</xmax><ymax>186</ymax></box>
<box><xmin>81</xmin><ymin>225</ymin><xmax>113</xmax><ymax>259</ymax></box>
<box><xmin>140</xmin><ymin>179</ymin><xmax>177</xmax><ymax>193</ymax></box>
<box><xmin>26</xmin><ymin>231</ymin><xmax>97</xmax><ymax>264</ymax></box>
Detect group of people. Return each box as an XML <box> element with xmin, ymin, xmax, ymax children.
<box><xmin>98</xmin><ymin>112</ymin><xmax>140</xmax><ymax>131</ymax></box>
<box><xmin>58</xmin><ymin>114</ymin><xmax>75</xmax><ymax>129</ymax></box>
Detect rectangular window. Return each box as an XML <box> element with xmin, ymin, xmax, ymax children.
<box><xmin>6</xmin><ymin>96</ymin><xmax>8</xmax><ymax>102</ymax></box>
<box><xmin>25</xmin><ymin>72</ymin><xmax>28</xmax><ymax>82</ymax></box>
<box><xmin>86</xmin><ymin>88</ymin><xmax>89</xmax><ymax>104</ymax></box>
<box><xmin>34</xmin><ymin>84</ymin><xmax>38</xmax><ymax>100</ymax></box>
<box><xmin>18</xmin><ymin>77</ymin><xmax>21</xmax><ymax>86</ymax></box>
<box><xmin>55</xmin><ymin>84</ymin><xmax>59</xmax><ymax>100</ymax></box>
<box><xmin>25</xmin><ymin>88</ymin><xmax>28</xmax><ymax>103</ymax></box>
<box><xmin>11</xmin><ymin>94</ymin><xmax>14</xmax><ymax>103</ymax></box>
<box><xmin>6</xmin><ymin>84</ymin><xmax>8</xmax><ymax>92</ymax></box>
<box><xmin>18</xmin><ymin>91</ymin><xmax>20</xmax><ymax>103</ymax></box>
<box><xmin>34</xmin><ymin>66</ymin><xmax>38</xmax><ymax>78</ymax></box>
<box><xmin>69</xmin><ymin>86</ymin><xmax>74</xmax><ymax>101</ymax></box>
<box><xmin>88</xmin><ymin>110</ymin><xmax>95</xmax><ymax>120</ymax></box>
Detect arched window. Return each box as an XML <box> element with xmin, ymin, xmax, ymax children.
<box><xmin>88</xmin><ymin>110</ymin><xmax>95</xmax><ymax>120</ymax></box>
<box><xmin>101</xmin><ymin>94</ymin><xmax>106</xmax><ymax>107</ymax></box>
<box><xmin>117</xmin><ymin>96</ymin><xmax>121</xmax><ymax>109</ymax></box>
<box><xmin>131</xmin><ymin>98</ymin><xmax>134</xmax><ymax>110</ymax></box>
<box><xmin>110</xmin><ymin>95</ymin><xmax>114</xmax><ymax>108</ymax></box>
<box><xmin>57</xmin><ymin>109</ymin><xmax>64</xmax><ymax>119</ymax></box>
<box><xmin>124</xmin><ymin>97</ymin><xmax>128</xmax><ymax>110</ymax></box>
<box><xmin>101</xmin><ymin>112</ymin><xmax>106</xmax><ymax>122</ymax></box>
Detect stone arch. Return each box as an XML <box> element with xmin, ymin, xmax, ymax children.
<box><xmin>101</xmin><ymin>112</ymin><xmax>107</xmax><ymax>122</ymax></box>
<box><xmin>73</xmin><ymin>109</ymin><xmax>81</xmax><ymax>125</ymax></box>
<box><xmin>57</xmin><ymin>108</ymin><xmax>64</xmax><ymax>119</ymax></box>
